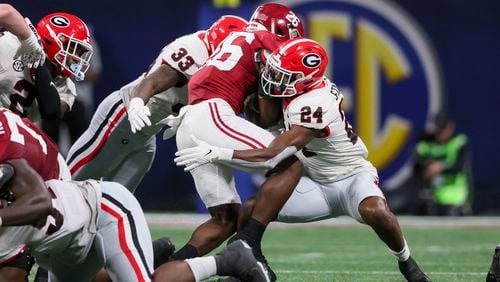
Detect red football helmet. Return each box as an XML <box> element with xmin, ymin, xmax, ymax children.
<box><xmin>247</xmin><ymin>3</ymin><xmax>304</xmax><ymax>40</ymax></box>
<box><xmin>261</xmin><ymin>38</ymin><xmax>328</xmax><ymax>97</ymax></box>
<box><xmin>36</xmin><ymin>12</ymin><xmax>93</xmax><ymax>80</ymax></box>
<box><xmin>206</xmin><ymin>15</ymin><xmax>248</xmax><ymax>53</ymax></box>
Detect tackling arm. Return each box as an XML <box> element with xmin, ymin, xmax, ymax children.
<box><xmin>226</xmin><ymin>125</ymin><xmax>316</xmax><ymax>169</ymax></box>
<box><xmin>127</xmin><ymin>64</ymin><xmax>186</xmax><ymax>133</ymax></box>
<box><xmin>0</xmin><ymin>159</ymin><xmax>52</xmax><ymax>227</ymax></box>
<box><xmin>133</xmin><ymin>64</ymin><xmax>185</xmax><ymax>104</ymax></box>
<box><xmin>175</xmin><ymin>125</ymin><xmax>318</xmax><ymax>171</ymax></box>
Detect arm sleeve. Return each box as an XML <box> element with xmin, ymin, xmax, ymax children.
<box><xmin>33</xmin><ymin>65</ymin><xmax>62</xmax><ymax>120</ymax></box>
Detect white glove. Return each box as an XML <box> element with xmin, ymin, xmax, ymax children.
<box><xmin>127</xmin><ymin>97</ymin><xmax>152</xmax><ymax>133</ymax></box>
<box><xmin>174</xmin><ymin>135</ymin><xmax>233</xmax><ymax>171</ymax></box>
<box><xmin>14</xmin><ymin>18</ymin><xmax>45</xmax><ymax>69</ymax></box>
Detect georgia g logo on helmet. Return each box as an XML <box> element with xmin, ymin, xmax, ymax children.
<box><xmin>302</xmin><ymin>53</ymin><xmax>321</xmax><ymax>68</ymax></box>
<box><xmin>50</xmin><ymin>16</ymin><xmax>70</xmax><ymax>27</ymax></box>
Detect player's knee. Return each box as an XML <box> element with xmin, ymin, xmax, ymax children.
<box><xmin>358</xmin><ymin>196</ymin><xmax>392</xmax><ymax>225</ymax></box>
<box><xmin>209</xmin><ymin>204</ymin><xmax>240</xmax><ymax>231</ymax></box>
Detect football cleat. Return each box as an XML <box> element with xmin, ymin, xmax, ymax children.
<box><xmin>152</xmin><ymin>236</ymin><xmax>176</xmax><ymax>269</ymax></box>
<box><xmin>486</xmin><ymin>245</ymin><xmax>500</xmax><ymax>282</ymax></box>
<box><xmin>398</xmin><ymin>256</ymin><xmax>432</xmax><ymax>282</ymax></box>
<box><xmin>215</xmin><ymin>240</ymin><xmax>270</xmax><ymax>282</ymax></box>
<box><xmin>228</xmin><ymin>234</ymin><xmax>277</xmax><ymax>281</ymax></box>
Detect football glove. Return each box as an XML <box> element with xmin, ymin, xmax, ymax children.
<box><xmin>14</xmin><ymin>18</ymin><xmax>46</xmax><ymax>69</ymax></box>
<box><xmin>174</xmin><ymin>135</ymin><xmax>233</xmax><ymax>171</ymax></box>
<box><xmin>127</xmin><ymin>97</ymin><xmax>152</xmax><ymax>133</ymax></box>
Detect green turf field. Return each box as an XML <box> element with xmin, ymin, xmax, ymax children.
<box><xmin>151</xmin><ymin>226</ymin><xmax>498</xmax><ymax>282</ymax></box>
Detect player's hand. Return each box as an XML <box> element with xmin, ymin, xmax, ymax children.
<box><xmin>127</xmin><ymin>97</ymin><xmax>152</xmax><ymax>133</ymax></box>
<box><xmin>14</xmin><ymin>18</ymin><xmax>46</xmax><ymax>69</ymax></box>
<box><xmin>174</xmin><ymin>135</ymin><xmax>233</xmax><ymax>171</ymax></box>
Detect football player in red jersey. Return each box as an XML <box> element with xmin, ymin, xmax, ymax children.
<box><xmin>176</xmin><ymin>38</ymin><xmax>432</xmax><ymax>282</ymax></box>
<box><xmin>66</xmin><ymin>15</ymin><xmax>248</xmax><ymax>193</ymax></box>
<box><xmin>0</xmin><ymin>108</ymin><xmax>70</xmax><ymax>280</ymax></box>
<box><xmin>0</xmin><ymin>108</ymin><xmax>268</xmax><ymax>282</ymax></box>
<box><xmin>163</xmin><ymin>3</ymin><xmax>304</xmax><ymax>280</ymax></box>
<box><xmin>0</xmin><ymin>9</ymin><xmax>93</xmax><ymax>121</ymax></box>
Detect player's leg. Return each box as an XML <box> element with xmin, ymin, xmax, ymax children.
<box><xmin>275</xmin><ymin>176</ymin><xmax>333</xmax><ymax>223</ymax></box>
<box><xmin>228</xmin><ymin>157</ymin><xmax>303</xmax><ymax>281</ymax></box>
<box><xmin>0</xmin><ymin>248</ymin><xmax>34</xmax><ymax>282</ymax></box>
<box><xmin>171</xmin><ymin>100</ymin><xmax>275</xmax><ymax>260</ymax></box>
<box><xmin>154</xmin><ymin>240</ymin><xmax>269</xmax><ymax>282</ymax></box>
<box><xmin>66</xmin><ymin>91</ymin><xmax>128</xmax><ymax>180</ymax></box>
<box><xmin>340</xmin><ymin>170</ymin><xmax>431</xmax><ymax>282</ymax></box>
<box><xmin>107</xmin><ymin>135</ymin><xmax>156</xmax><ymax>192</ymax></box>
<box><xmin>171</xmin><ymin>161</ymin><xmax>241</xmax><ymax>259</ymax></box>
<box><xmin>98</xmin><ymin>181</ymin><xmax>154</xmax><ymax>282</ymax></box>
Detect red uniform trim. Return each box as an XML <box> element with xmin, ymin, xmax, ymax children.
<box><xmin>209</xmin><ymin>102</ymin><xmax>266</xmax><ymax>149</ymax></box>
<box><xmin>0</xmin><ymin>246</ymin><xmax>28</xmax><ymax>266</ymax></box>
<box><xmin>101</xmin><ymin>202</ymin><xmax>145</xmax><ymax>282</ymax></box>
<box><xmin>70</xmin><ymin>106</ymin><xmax>127</xmax><ymax>175</ymax></box>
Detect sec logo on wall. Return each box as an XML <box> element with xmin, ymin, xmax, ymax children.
<box><xmin>278</xmin><ymin>0</ymin><xmax>444</xmax><ymax>188</ymax></box>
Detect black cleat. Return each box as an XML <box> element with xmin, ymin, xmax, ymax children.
<box><xmin>153</xmin><ymin>236</ymin><xmax>176</xmax><ymax>269</ymax></box>
<box><xmin>252</xmin><ymin>251</ymin><xmax>276</xmax><ymax>282</ymax></box>
<box><xmin>215</xmin><ymin>240</ymin><xmax>270</xmax><ymax>282</ymax></box>
<box><xmin>487</xmin><ymin>245</ymin><xmax>500</xmax><ymax>282</ymax></box>
<box><xmin>398</xmin><ymin>256</ymin><xmax>431</xmax><ymax>282</ymax></box>
<box><xmin>228</xmin><ymin>234</ymin><xmax>276</xmax><ymax>281</ymax></box>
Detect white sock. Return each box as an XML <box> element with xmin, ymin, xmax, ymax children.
<box><xmin>390</xmin><ymin>238</ymin><xmax>411</xmax><ymax>262</ymax></box>
<box><xmin>185</xmin><ymin>257</ymin><xmax>217</xmax><ymax>282</ymax></box>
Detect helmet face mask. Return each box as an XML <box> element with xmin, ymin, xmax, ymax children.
<box><xmin>53</xmin><ymin>31</ymin><xmax>93</xmax><ymax>81</ymax></box>
<box><xmin>261</xmin><ymin>56</ymin><xmax>305</xmax><ymax>97</ymax></box>
<box><xmin>247</xmin><ymin>3</ymin><xmax>304</xmax><ymax>41</ymax></box>
<box><xmin>37</xmin><ymin>13</ymin><xmax>93</xmax><ymax>80</ymax></box>
<box><xmin>261</xmin><ymin>38</ymin><xmax>328</xmax><ymax>98</ymax></box>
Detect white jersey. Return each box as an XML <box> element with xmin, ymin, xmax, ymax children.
<box><xmin>283</xmin><ymin>79</ymin><xmax>374</xmax><ymax>183</ymax></box>
<box><xmin>0</xmin><ymin>32</ymin><xmax>76</xmax><ymax>121</ymax></box>
<box><xmin>0</xmin><ymin>179</ymin><xmax>101</xmax><ymax>265</ymax></box>
<box><xmin>119</xmin><ymin>31</ymin><xmax>210</xmax><ymax>136</ymax></box>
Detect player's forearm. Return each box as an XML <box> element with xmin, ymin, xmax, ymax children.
<box><xmin>0</xmin><ymin>4</ymin><xmax>31</xmax><ymax>40</ymax></box>
<box><xmin>0</xmin><ymin>193</ymin><xmax>52</xmax><ymax>226</ymax></box>
<box><xmin>0</xmin><ymin>159</ymin><xmax>53</xmax><ymax>226</ymax></box>
<box><xmin>227</xmin><ymin>146</ymin><xmax>298</xmax><ymax>170</ymax></box>
<box><xmin>34</xmin><ymin>64</ymin><xmax>63</xmax><ymax>119</ymax></box>
<box><xmin>133</xmin><ymin>65</ymin><xmax>180</xmax><ymax>103</ymax></box>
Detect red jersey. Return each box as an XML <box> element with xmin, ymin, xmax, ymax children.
<box><xmin>0</xmin><ymin>108</ymin><xmax>61</xmax><ymax>180</ymax></box>
<box><xmin>188</xmin><ymin>31</ymin><xmax>282</xmax><ymax>115</ymax></box>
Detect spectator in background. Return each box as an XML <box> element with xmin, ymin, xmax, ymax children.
<box><xmin>413</xmin><ymin>112</ymin><xmax>473</xmax><ymax>216</ymax></box>
<box><xmin>41</xmin><ymin>26</ymin><xmax>102</xmax><ymax>155</ymax></box>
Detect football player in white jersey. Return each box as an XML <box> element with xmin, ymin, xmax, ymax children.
<box><xmin>0</xmin><ymin>163</ymin><xmax>269</xmax><ymax>282</ymax></box>
<box><xmin>0</xmin><ymin>162</ymin><xmax>154</xmax><ymax>281</ymax></box>
<box><xmin>66</xmin><ymin>15</ymin><xmax>248</xmax><ymax>192</ymax></box>
<box><xmin>0</xmin><ymin>10</ymin><xmax>93</xmax><ymax>121</ymax></box>
<box><xmin>175</xmin><ymin>38</ymin><xmax>431</xmax><ymax>282</ymax></box>
<box><xmin>0</xmin><ymin>4</ymin><xmax>45</xmax><ymax>69</ymax></box>
<box><xmin>0</xmin><ymin>107</ymin><xmax>267</xmax><ymax>282</ymax></box>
